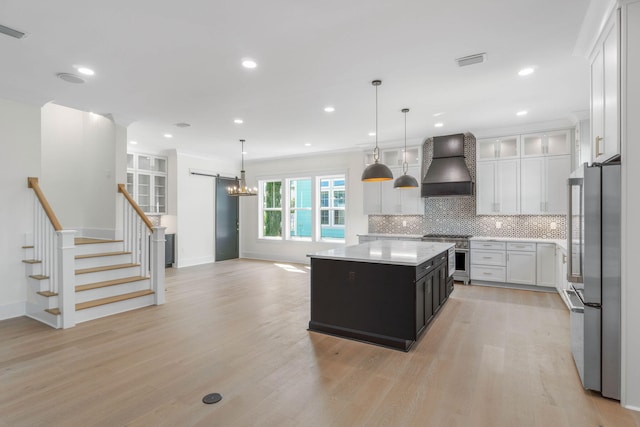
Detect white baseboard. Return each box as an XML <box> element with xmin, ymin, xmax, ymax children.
<box><xmin>622</xmin><ymin>403</ymin><xmax>640</xmax><ymax>413</ymax></box>
<box><xmin>0</xmin><ymin>301</ymin><xmax>26</xmax><ymax>321</ymax></box>
<box><xmin>176</xmin><ymin>256</ymin><xmax>215</xmax><ymax>268</ymax></box>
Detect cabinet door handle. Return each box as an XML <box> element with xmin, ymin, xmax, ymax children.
<box><xmin>483</xmin><ymin>272</ymin><xmax>492</xmax><ymax>275</ymax></box>
<box><xmin>483</xmin><ymin>256</ymin><xmax>492</xmax><ymax>259</ymax></box>
<box><xmin>562</xmin><ymin>254</ymin><xmax>567</xmax><ymax>264</ymax></box>
<box><xmin>507</xmin><ymin>253</ymin><xmax>510</xmax><ymax>261</ymax></box>
<box><xmin>595</xmin><ymin>136</ymin><xmax>604</xmax><ymax>156</ymax></box>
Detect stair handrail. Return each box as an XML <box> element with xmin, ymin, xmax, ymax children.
<box><xmin>27</xmin><ymin>177</ymin><xmax>62</xmax><ymax>231</ymax></box>
<box><xmin>117</xmin><ymin>184</ymin><xmax>153</xmax><ymax>231</ymax></box>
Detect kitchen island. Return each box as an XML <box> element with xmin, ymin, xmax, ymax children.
<box><xmin>308</xmin><ymin>240</ymin><xmax>454</xmax><ymax>351</ymax></box>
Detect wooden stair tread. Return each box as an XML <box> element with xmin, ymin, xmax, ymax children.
<box><xmin>75</xmin><ymin>251</ymin><xmax>131</xmax><ymax>259</ymax></box>
<box><xmin>76</xmin><ymin>276</ymin><xmax>149</xmax><ymax>292</ymax></box>
<box><xmin>75</xmin><ymin>238</ymin><xmax>124</xmax><ymax>245</ymax></box>
<box><xmin>76</xmin><ymin>290</ymin><xmax>154</xmax><ymax>311</ymax></box>
<box><xmin>29</xmin><ymin>274</ymin><xmax>49</xmax><ymax>280</ymax></box>
<box><xmin>76</xmin><ymin>263</ymin><xmax>139</xmax><ymax>275</ymax></box>
<box><xmin>22</xmin><ymin>245</ymin><xmax>34</xmax><ymax>249</ymax></box>
<box><xmin>22</xmin><ymin>259</ymin><xmax>41</xmax><ymax>264</ymax></box>
<box><xmin>37</xmin><ymin>291</ymin><xmax>58</xmax><ymax>297</ymax></box>
<box><xmin>45</xmin><ymin>308</ymin><xmax>60</xmax><ymax>315</ymax></box>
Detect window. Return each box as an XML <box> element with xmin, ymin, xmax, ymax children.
<box><xmin>127</xmin><ymin>153</ymin><xmax>168</xmax><ymax>214</ymax></box>
<box><xmin>319</xmin><ymin>177</ymin><xmax>345</xmax><ymax>240</ymax></box>
<box><xmin>258</xmin><ymin>173</ymin><xmax>346</xmax><ymax>242</ymax></box>
<box><xmin>288</xmin><ymin>178</ymin><xmax>312</xmax><ymax>240</ymax></box>
<box><xmin>262</xmin><ymin>180</ymin><xmax>282</xmax><ymax>238</ymax></box>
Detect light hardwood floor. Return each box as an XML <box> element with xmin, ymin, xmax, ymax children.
<box><xmin>1</xmin><ymin>259</ymin><xmax>639</xmax><ymax>426</ymax></box>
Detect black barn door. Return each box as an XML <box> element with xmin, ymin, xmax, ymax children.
<box><xmin>215</xmin><ymin>177</ymin><xmax>239</xmax><ymax>261</ymax></box>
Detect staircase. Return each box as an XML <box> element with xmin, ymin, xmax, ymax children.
<box><xmin>24</xmin><ymin>178</ymin><xmax>165</xmax><ymax>329</ymax></box>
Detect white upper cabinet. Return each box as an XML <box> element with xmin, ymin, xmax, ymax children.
<box><xmin>521</xmin><ymin>130</ymin><xmax>572</xmax><ymax>157</ymax></box>
<box><xmin>476</xmin><ymin>136</ymin><xmax>519</xmax><ymax>160</ymax></box>
<box><xmin>521</xmin><ymin>155</ymin><xmax>571</xmax><ymax>214</ymax></box>
<box><xmin>591</xmin><ymin>8</ymin><xmax>620</xmax><ymax>163</ymax></box>
<box><xmin>476</xmin><ymin>159</ymin><xmax>520</xmax><ymax>215</ymax></box>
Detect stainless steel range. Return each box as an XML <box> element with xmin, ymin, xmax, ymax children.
<box><xmin>422</xmin><ymin>234</ymin><xmax>471</xmax><ymax>284</ymax></box>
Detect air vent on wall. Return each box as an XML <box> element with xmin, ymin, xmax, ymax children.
<box><xmin>456</xmin><ymin>53</ymin><xmax>487</xmax><ymax>67</ymax></box>
<box><xmin>0</xmin><ymin>24</ymin><xmax>26</xmax><ymax>39</ymax></box>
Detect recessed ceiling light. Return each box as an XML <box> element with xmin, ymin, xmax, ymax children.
<box><xmin>164</xmin><ymin>133</ymin><xmax>173</xmax><ymax>138</ymax></box>
<box><xmin>305</xmin><ymin>143</ymin><xmax>312</xmax><ymax>147</ymax></box>
<box><xmin>518</xmin><ymin>67</ymin><xmax>535</xmax><ymax>76</ymax></box>
<box><xmin>516</xmin><ymin>110</ymin><xmax>528</xmax><ymax>116</ymax></box>
<box><xmin>368</xmin><ymin>132</ymin><xmax>376</xmax><ymax>136</ymax></box>
<box><xmin>324</xmin><ymin>106</ymin><xmax>335</xmax><ymax>113</ymax></box>
<box><xmin>433</xmin><ymin>112</ymin><xmax>445</xmax><ymax>117</ymax></box>
<box><xmin>129</xmin><ymin>140</ymin><xmax>138</xmax><ymax>145</ymax></box>
<box><xmin>434</xmin><ymin>122</ymin><xmax>444</xmax><ymax>128</ymax></box>
<box><xmin>234</xmin><ymin>119</ymin><xmax>244</xmax><ymax>124</ymax></box>
<box><xmin>242</xmin><ymin>59</ymin><xmax>257</xmax><ymax>69</ymax></box>
<box><xmin>76</xmin><ymin>66</ymin><xmax>95</xmax><ymax>76</ymax></box>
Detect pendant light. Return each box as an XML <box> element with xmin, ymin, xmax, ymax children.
<box><xmin>361</xmin><ymin>80</ymin><xmax>393</xmax><ymax>182</ymax></box>
<box><xmin>227</xmin><ymin>139</ymin><xmax>258</xmax><ymax>196</ymax></box>
<box><xmin>394</xmin><ymin>108</ymin><xmax>419</xmax><ymax>188</ymax></box>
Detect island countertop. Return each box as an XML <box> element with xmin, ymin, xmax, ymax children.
<box><xmin>308</xmin><ymin>240</ymin><xmax>454</xmax><ymax>266</ymax></box>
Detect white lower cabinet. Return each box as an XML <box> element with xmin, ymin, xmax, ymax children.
<box><xmin>506</xmin><ymin>250</ymin><xmax>536</xmax><ymax>285</ymax></box>
<box><xmin>471</xmin><ymin>239</ymin><xmax>563</xmax><ymax>289</ymax></box>
<box><xmin>556</xmin><ymin>246</ymin><xmax>568</xmax><ymax>294</ymax></box>
<box><xmin>536</xmin><ymin>243</ymin><xmax>556</xmax><ymax>287</ymax></box>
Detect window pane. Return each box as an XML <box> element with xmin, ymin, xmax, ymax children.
<box><xmin>333</xmin><ymin>179</ymin><xmax>345</xmax><ymax>187</ymax></box>
<box><xmin>320</xmin><ymin>179</ymin><xmax>329</xmax><ymax>188</ymax></box>
<box><xmin>289</xmin><ymin>179</ymin><xmax>312</xmax><ymax>208</ymax></box>
<box><xmin>290</xmin><ymin>209</ymin><xmax>312</xmax><ymax>238</ymax></box>
<box><xmin>263</xmin><ymin>181</ymin><xmax>282</xmax><ymax>208</ymax></box>
<box><xmin>333</xmin><ymin>190</ymin><xmax>345</xmax><ymax>208</ymax></box>
<box><xmin>320</xmin><ymin>210</ymin><xmax>329</xmax><ymax>225</ymax></box>
<box><xmin>263</xmin><ymin>211</ymin><xmax>282</xmax><ymax>237</ymax></box>
<box><xmin>334</xmin><ymin>210</ymin><xmax>345</xmax><ymax>225</ymax></box>
<box><xmin>138</xmin><ymin>156</ymin><xmax>152</xmax><ymax>171</ymax></box>
<box><xmin>320</xmin><ymin>191</ymin><xmax>329</xmax><ymax>207</ymax></box>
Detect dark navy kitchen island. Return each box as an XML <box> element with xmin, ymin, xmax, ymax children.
<box><xmin>308</xmin><ymin>240</ymin><xmax>454</xmax><ymax>351</ymax></box>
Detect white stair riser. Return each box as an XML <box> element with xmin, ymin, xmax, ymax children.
<box><xmin>75</xmin><ymin>242</ymin><xmax>124</xmax><ymax>255</ymax></box>
<box><xmin>76</xmin><ymin>279</ymin><xmax>151</xmax><ymax>303</ymax></box>
<box><xmin>75</xmin><ymin>266</ymin><xmax>144</xmax><ymax>285</ymax></box>
<box><xmin>24</xmin><ymin>263</ymin><xmax>42</xmax><ymax>276</ymax></box>
<box><xmin>75</xmin><ymin>254</ymin><xmax>133</xmax><ymax>269</ymax></box>
<box><xmin>28</xmin><ymin>277</ymin><xmax>51</xmax><ymax>292</ymax></box>
<box><xmin>25</xmin><ymin>302</ymin><xmax>61</xmax><ymax>329</ymax></box>
<box><xmin>75</xmin><ymin>294</ymin><xmax>155</xmax><ymax>324</ymax></box>
<box><xmin>23</xmin><ymin>248</ymin><xmax>34</xmax><ymax>258</ymax></box>
<box><xmin>27</xmin><ymin>292</ymin><xmax>59</xmax><ymax>309</ymax></box>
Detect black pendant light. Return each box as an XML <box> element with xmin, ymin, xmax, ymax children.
<box><xmin>361</xmin><ymin>80</ymin><xmax>393</xmax><ymax>182</ymax></box>
<box><xmin>394</xmin><ymin>108</ymin><xmax>419</xmax><ymax>188</ymax></box>
<box><xmin>227</xmin><ymin>139</ymin><xmax>257</xmax><ymax>196</ymax></box>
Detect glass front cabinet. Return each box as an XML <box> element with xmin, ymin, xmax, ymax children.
<box><xmin>127</xmin><ymin>153</ymin><xmax>168</xmax><ymax>214</ymax></box>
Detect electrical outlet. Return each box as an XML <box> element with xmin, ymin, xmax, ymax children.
<box><xmin>402</xmin><ymin>220</ymin><xmax>407</xmax><ymax>227</ymax></box>
<box><xmin>495</xmin><ymin>221</ymin><xmax>502</xmax><ymax>229</ymax></box>
<box><xmin>550</xmin><ymin>222</ymin><xmax>557</xmax><ymax>230</ymax></box>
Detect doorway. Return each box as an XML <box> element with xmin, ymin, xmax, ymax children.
<box><xmin>215</xmin><ymin>177</ymin><xmax>239</xmax><ymax>261</ymax></box>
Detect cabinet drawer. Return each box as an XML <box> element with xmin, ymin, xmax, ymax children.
<box><xmin>471</xmin><ymin>250</ymin><xmax>506</xmax><ymax>266</ymax></box>
<box><xmin>470</xmin><ymin>241</ymin><xmax>506</xmax><ymax>250</ymax></box>
<box><xmin>506</xmin><ymin>242</ymin><xmax>536</xmax><ymax>252</ymax></box>
<box><xmin>471</xmin><ymin>265</ymin><xmax>506</xmax><ymax>282</ymax></box>
<box><xmin>416</xmin><ymin>260</ymin><xmax>434</xmax><ymax>279</ymax></box>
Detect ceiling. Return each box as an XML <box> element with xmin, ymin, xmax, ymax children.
<box><xmin>0</xmin><ymin>0</ymin><xmax>591</xmax><ymax>161</ymax></box>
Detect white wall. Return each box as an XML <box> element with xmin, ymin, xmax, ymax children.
<box><xmin>0</xmin><ymin>98</ymin><xmax>41</xmax><ymax>320</ymax></box>
<box><xmin>175</xmin><ymin>151</ymin><xmax>237</xmax><ymax>268</ymax></box>
<box><xmin>240</xmin><ymin>150</ymin><xmax>368</xmax><ymax>264</ymax></box>
<box><xmin>40</xmin><ymin>103</ymin><xmax>124</xmax><ymax>238</ymax></box>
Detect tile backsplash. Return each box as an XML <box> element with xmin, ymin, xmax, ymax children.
<box><xmin>368</xmin><ymin>132</ymin><xmax>567</xmax><ymax>240</ymax></box>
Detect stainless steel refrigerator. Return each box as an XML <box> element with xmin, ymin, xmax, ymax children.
<box><xmin>565</xmin><ymin>161</ymin><xmax>621</xmax><ymax>400</ymax></box>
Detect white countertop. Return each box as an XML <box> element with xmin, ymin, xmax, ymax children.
<box><xmin>308</xmin><ymin>240</ymin><xmax>454</xmax><ymax>266</ymax></box>
<box><xmin>471</xmin><ymin>236</ymin><xmax>566</xmax><ymax>250</ymax></box>
<box><xmin>357</xmin><ymin>233</ymin><xmax>423</xmax><ymax>239</ymax></box>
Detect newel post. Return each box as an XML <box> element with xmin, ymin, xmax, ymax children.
<box><xmin>57</xmin><ymin>230</ymin><xmax>77</xmax><ymax>329</ymax></box>
<box><xmin>150</xmin><ymin>226</ymin><xmax>166</xmax><ymax>305</ymax></box>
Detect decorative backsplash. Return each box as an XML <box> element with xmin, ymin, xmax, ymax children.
<box><xmin>368</xmin><ymin>132</ymin><xmax>567</xmax><ymax>240</ymax></box>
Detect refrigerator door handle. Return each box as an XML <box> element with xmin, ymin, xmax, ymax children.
<box><xmin>567</xmin><ymin>177</ymin><xmax>584</xmax><ymax>283</ymax></box>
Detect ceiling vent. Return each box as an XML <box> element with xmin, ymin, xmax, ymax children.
<box><xmin>456</xmin><ymin>53</ymin><xmax>487</xmax><ymax>67</ymax></box>
<box><xmin>57</xmin><ymin>73</ymin><xmax>85</xmax><ymax>84</ymax></box>
<box><xmin>0</xmin><ymin>23</ymin><xmax>26</xmax><ymax>39</ymax></box>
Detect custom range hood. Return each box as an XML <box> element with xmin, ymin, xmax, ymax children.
<box><xmin>421</xmin><ymin>133</ymin><xmax>474</xmax><ymax>197</ymax></box>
